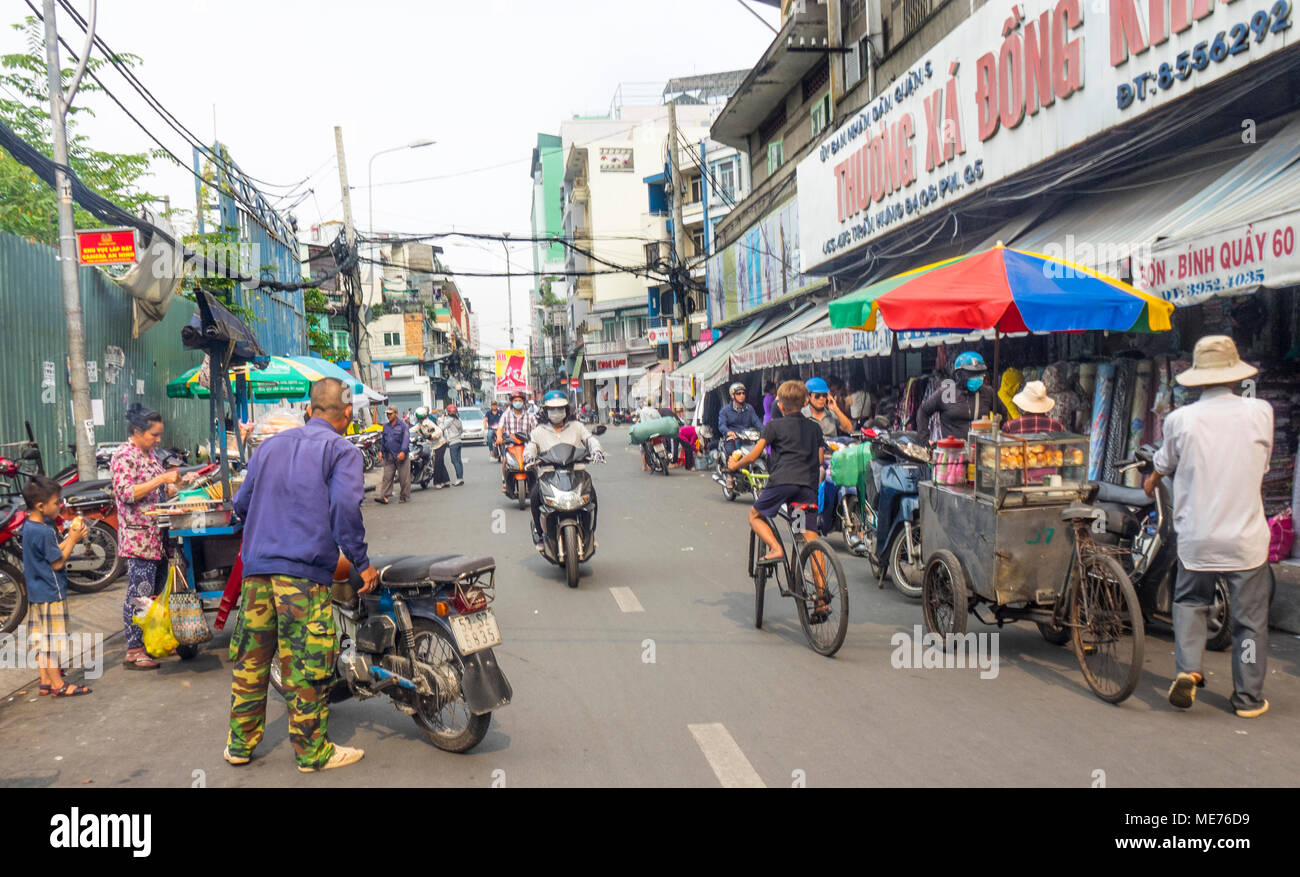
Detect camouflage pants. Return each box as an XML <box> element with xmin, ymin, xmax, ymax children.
<box><xmin>227</xmin><ymin>575</ymin><xmax>338</xmax><ymax>769</ymax></box>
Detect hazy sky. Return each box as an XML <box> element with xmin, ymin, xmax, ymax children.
<box><xmin>3</xmin><ymin>0</ymin><xmax>781</xmax><ymax>352</ymax></box>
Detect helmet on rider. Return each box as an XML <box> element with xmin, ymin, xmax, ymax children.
<box><xmin>542</xmin><ymin>389</ymin><xmax>570</xmax><ymax>425</ymax></box>
<box><xmin>805</xmin><ymin>377</ymin><xmax>830</xmax><ymax>395</ymax></box>
<box><xmin>509</xmin><ymin>390</ymin><xmax>527</xmax><ymax>412</ymax></box>
<box><xmin>414</xmin><ymin>406</ymin><xmax>429</xmax><ymax>420</ymax></box>
<box><xmin>729</xmin><ymin>382</ymin><xmax>746</xmax><ymax>397</ymax></box>
<box><xmin>953</xmin><ymin>350</ymin><xmax>987</xmax><ymax>392</ymax></box>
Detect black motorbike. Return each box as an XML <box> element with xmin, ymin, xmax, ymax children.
<box><xmin>865</xmin><ymin>429</ymin><xmax>930</xmax><ymax>599</ymax></box>
<box><xmin>410</xmin><ymin>438</ymin><xmax>433</xmax><ymax>489</ymax></box>
<box><xmin>531</xmin><ymin>440</ymin><xmax>604</xmax><ymax>588</ymax></box>
<box><xmin>1094</xmin><ymin>445</ymin><xmax>1233</xmax><ymax>651</ymax></box>
<box><xmin>270</xmin><ymin>553</ymin><xmax>512</xmax><ymax>753</ymax></box>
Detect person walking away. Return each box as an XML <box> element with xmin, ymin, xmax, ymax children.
<box><xmin>22</xmin><ymin>476</ymin><xmax>90</xmax><ymax>696</ymax></box>
<box><xmin>439</xmin><ymin>404</ymin><xmax>466</xmax><ymax>486</ymax></box>
<box><xmin>112</xmin><ymin>403</ymin><xmax>196</xmax><ymax>670</ymax></box>
<box><xmin>915</xmin><ymin>351</ymin><xmax>1004</xmax><ymax>439</ymax></box>
<box><xmin>496</xmin><ymin>391</ymin><xmax>537</xmax><ymax>494</ymax></box>
<box><xmin>227</xmin><ymin>377</ymin><xmax>379</xmax><ymax>771</ymax></box>
<box><xmin>1144</xmin><ymin>336</ymin><xmax>1274</xmax><ymax>718</ymax></box>
<box><xmin>485</xmin><ymin>400</ymin><xmax>504</xmax><ymax>459</ymax></box>
<box><xmin>375</xmin><ymin>405</ymin><xmax>411</xmax><ymax>504</ymax></box>
<box><xmin>717</xmin><ymin>382</ymin><xmax>763</xmax><ymax>487</ymax></box>
<box><xmin>761</xmin><ymin>381</ymin><xmax>777</xmax><ymax>425</ymax></box>
<box><xmin>525</xmin><ymin>390</ymin><xmax>606</xmax><ymax>548</ymax></box>
<box><xmin>637</xmin><ymin>398</ymin><xmax>662</xmax><ymax>470</ymax></box>
<box><xmin>1001</xmin><ymin>381</ymin><xmax>1068</xmax><ymax>434</ymax></box>
<box><xmin>728</xmin><ymin>381</ymin><xmax>831</xmax><ymax>614</ymax></box>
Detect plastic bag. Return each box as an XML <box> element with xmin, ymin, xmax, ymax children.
<box><xmin>133</xmin><ymin>566</ymin><xmax>178</xmax><ymax>658</ymax></box>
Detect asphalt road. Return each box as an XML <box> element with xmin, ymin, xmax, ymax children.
<box><xmin>2</xmin><ymin>425</ymin><xmax>1298</xmax><ymax>788</ymax></box>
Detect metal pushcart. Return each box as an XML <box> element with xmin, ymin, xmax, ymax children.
<box><xmin>919</xmin><ymin>431</ymin><xmax>1145</xmax><ymax>703</ymax></box>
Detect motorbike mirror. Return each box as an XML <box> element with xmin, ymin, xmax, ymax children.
<box><xmin>593</xmin><ymin>425</ymin><xmax>607</xmax><ymax>435</ymax></box>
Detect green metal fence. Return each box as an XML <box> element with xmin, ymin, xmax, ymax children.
<box><xmin>0</xmin><ymin>231</ymin><xmax>208</xmax><ymax>472</ymax></box>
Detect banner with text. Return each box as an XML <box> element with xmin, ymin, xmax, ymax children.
<box><xmin>1139</xmin><ymin>210</ymin><xmax>1300</xmax><ymax>305</ymax></box>
<box><xmin>798</xmin><ymin>0</ymin><xmax>1298</xmax><ymax>273</ymax></box>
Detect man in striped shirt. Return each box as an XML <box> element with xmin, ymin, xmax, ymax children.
<box><xmin>495</xmin><ymin>390</ymin><xmax>538</xmax><ymax>494</ymax></box>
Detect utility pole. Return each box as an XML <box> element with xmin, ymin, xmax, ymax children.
<box><xmin>43</xmin><ymin>0</ymin><xmax>98</xmax><ymax>480</ymax></box>
<box><xmin>335</xmin><ymin>126</ymin><xmax>375</xmax><ymax>421</ymax></box>
<box><xmin>666</xmin><ymin>101</ymin><xmax>686</xmax><ymax>405</ymax></box>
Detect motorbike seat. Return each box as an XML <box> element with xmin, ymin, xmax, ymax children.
<box><xmin>62</xmin><ymin>479</ymin><xmax>111</xmax><ymax>497</ymax></box>
<box><xmin>356</xmin><ymin>554</ymin><xmax>494</xmax><ymax>587</ymax></box>
<box><xmin>1095</xmin><ymin>481</ymin><xmax>1155</xmax><ymax>508</ymax></box>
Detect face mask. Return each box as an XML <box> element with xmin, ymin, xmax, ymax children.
<box><xmin>966</xmin><ymin>377</ymin><xmax>984</xmax><ymax>392</ymax></box>
<box><xmin>547</xmin><ymin>409</ymin><xmax>565</xmax><ymax>424</ymax></box>
<box><xmin>512</xmin><ymin>401</ymin><xmax>524</xmax><ymax>411</ymax></box>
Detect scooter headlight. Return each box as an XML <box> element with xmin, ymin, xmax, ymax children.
<box><xmin>544</xmin><ymin>489</ymin><xmax>586</xmax><ymax>511</ymax></box>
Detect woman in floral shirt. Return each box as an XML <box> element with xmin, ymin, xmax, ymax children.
<box><xmin>112</xmin><ymin>404</ymin><xmax>190</xmax><ymax>669</ymax></box>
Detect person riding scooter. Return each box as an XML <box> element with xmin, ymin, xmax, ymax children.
<box><xmin>717</xmin><ymin>382</ymin><xmax>762</xmax><ymax>488</ymax></box>
<box><xmin>525</xmin><ymin>390</ymin><xmax>605</xmax><ymax>547</ymax></box>
<box><xmin>495</xmin><ymin>390</ymin><xmax>538</xmax><ymax>495</ymax></box>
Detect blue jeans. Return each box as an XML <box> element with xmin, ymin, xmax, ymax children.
<box><xmin>448</xmin><ymin>443</ymin><xmax>463</xmax><ymax>480</ymax></box>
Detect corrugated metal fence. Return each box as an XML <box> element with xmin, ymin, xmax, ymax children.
<box><xmin>0</xmin><ymin>232</ymin><xmax>208</xmax><ymax>471</ymax></box>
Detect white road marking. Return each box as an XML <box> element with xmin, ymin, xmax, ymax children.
<box><xmin>688</xmin><ymin>723</ymin><xmax>766</xmax><ymax>788</ymax></box>
<box><xmin>609</xmin><ymin>586</ymin><xmax>644</xmax><ymax>613</ymax></box>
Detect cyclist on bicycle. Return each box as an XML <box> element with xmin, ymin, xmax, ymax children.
<box><xmin>718</xmin><ymin>382</ymin><xmax>762</xmax><ymax>488</ymax></box>
<box><xmin>729</xmin><ymin>380</ymin><xmax>827</xmax><ymax>567</ymax></box>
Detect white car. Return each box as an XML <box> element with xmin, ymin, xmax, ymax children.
<box><xmin>458</xmin><ymin>407</ymin><xmax>487</xmax><ymax>444</ymax></box>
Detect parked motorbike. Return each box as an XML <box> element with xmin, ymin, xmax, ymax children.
<box><xmin>711</xmin><ymin>428</ymin><xmax>765</xmax><ymax>501</ymax></box>
<box><xmin>643</xmin><ymin>434</ymin><xmax>672</xmax><ymax>476</ymax></box>
<box><xmin>1094</xmin><ymin>445</ymin><xmax>1233</xmax><ymax>650</ymax></box>
<box><xmin>501</xmin><ymin>432</ymin><xmax>535</xmax><ymax>510</ymax></box>
<box><xmin>0</xmin><ymin>497</ymin><xmax>28</xmax><ymax>634</ymax></box>
<box><xmin>530</xmin><ymin>439</ymin><xmax>604</xmax><ymax>588</ymax></box>
<box><xmin>270</xmin><ymin>553</ymin><xmax>512</xmax><ymax>753</ymax></box>
<box><xmin>823</xmin><ymin>435</ymin><xmax>875</xmax><ymax>563</ymax></box>
<box><xmin>56</xmin><ymin>483</ymin><xmax>125</xmax><ymax>593</ymax></box>
<box><xmin>858</xmin><ymin>429</ymin><xmax>930</xmax><ymax>599</ymax></box>
<box><xmin>347</xmin><ymin>432</ymin><xmax>381</xmax><ymax>472</ymax></box>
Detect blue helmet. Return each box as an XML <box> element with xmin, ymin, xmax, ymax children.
<box><xmin>953</xmin><ymin>351</ymin><xmax>987</xmax><ymax>373</ymax></box>
<box><xmin>805</xmin><ymin>377</ymin><xmax>830</xmax><ymax>394</ymax></box>
<box><xmin>542</xmin><ymin>389</ymin><xmax>569</xmax><ymax>408</ymax></box>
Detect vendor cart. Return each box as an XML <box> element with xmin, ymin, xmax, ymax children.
<box><xmin>919</xmin><ymin>430</ymin><xmax>1145</xmax><ymax>703</ymax></box>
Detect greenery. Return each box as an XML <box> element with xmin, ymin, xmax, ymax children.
<box><xmin>0</xmin><ymin>17</ymin><xmax>161</xmax><ymax>246</ymax></box>
<box><xmin>302</xmin><ymin>286</ymin><xmax>338</xmax><ymax>359</ymax></box>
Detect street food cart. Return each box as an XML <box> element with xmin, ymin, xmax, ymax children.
<box><xmin>919</xmin><ymin>428</ymin><xmax>1144</xmax><ymax>702</ymax></box>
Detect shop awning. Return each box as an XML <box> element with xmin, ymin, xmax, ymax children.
<box><xmin>728</xmin><ymin>303</ymin><xmax>823</xmax><ymax>374</ymax></box>
<box><xmin>584</xmin><ymin>364</ymin><xmax>647</xmax><ymax>381</ymax></box>
<box><xmin>669</xmin><ymin>312</ymin><xmax>779</xmax><ymax>392</ymax></box>
<box><xmin>570</xmin><ymin>353</ymin><xmax>584</xmax><ymax>382</ymax></box>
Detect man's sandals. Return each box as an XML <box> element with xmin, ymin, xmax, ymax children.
<box><xmin>51</xmin><ymin>682</ymin><xmax>92</xmax><ymax>697</ymax></box>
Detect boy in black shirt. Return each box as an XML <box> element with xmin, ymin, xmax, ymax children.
<box><xmin>729</xmin><ymin>380</ymin><xmax>827</xmax><ymax>564</ymax></box>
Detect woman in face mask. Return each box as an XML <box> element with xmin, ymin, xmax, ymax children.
<box><xmin>915</xmin><ymin>350</ymin><xmax>1006</xmax><ymax>439</ymax></box>
<box><xmin>524</xmin><ymin>390</ymin><xmax>606</xmax><ymax>545</ymax></box>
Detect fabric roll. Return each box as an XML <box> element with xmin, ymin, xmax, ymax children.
<box><xmin>1125</xmin><ymin>360</ymin><xmax>1152</xmax><ymax>487</ymax></box>
<box><xmin>1104</xmin><ymin>359</ymin><xmax>1135</xmax><ymax>484</ymax></box>
<box><xmin>1088</xmin><ymin>362</ymin><xmax>1115</xmax><ymax>482</ymax></box>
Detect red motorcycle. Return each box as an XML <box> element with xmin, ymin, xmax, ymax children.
<box><xmin>0</xmin><ymin>496</ymin><xmax>28</xmax><ymax>634</ymax></box>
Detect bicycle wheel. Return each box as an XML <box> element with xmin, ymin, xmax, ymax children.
<box><xmin>793</xmin><ymin>539</ymin><xmax>849</xmax><ymax>657</ymax></box>
<box><xmin>1071</xmin><ymin>551</ymin><xmax>1144</xmax><ymax>703</ymax></box>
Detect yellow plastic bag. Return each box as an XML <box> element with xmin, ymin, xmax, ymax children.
<box><xmin>134</xmin><ymin>566</ymin><xmax>179</xmax><ymax>658</ymax></box>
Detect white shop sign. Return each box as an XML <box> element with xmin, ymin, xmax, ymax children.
<box><xmin>787</xmin><ymin>324</ymin><xmax>892</xmax><ymax>363</ymax></box>
<box><xmin>1139</xmin><ymin>209</ymin><xmax>1300</xmax><ymax>305</ymax></box>
<box><xmin>646</xmin><ymin>325</ymin><xmax>684</xmax><ymax>344</ymax></box>
<box><xmin>730</xmin><ymin>338</ymin><xmax>791</xmax><ymax>373</ymax></box>
<box><xmin>798</xmin><ymin>0</ymin><xmax>1298</xmax><ymax>273</ymax></box>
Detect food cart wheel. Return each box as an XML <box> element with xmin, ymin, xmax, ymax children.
<box><xmin>1071</xmin><ymin>553</ymin><xmax>1144</xmax><ymax>704</ymax></box>
<box><xmin>922</xmin><ymin>550</ymin><xmax>968</xmax><ymax>637</ymax></box>
<box><xmin>177</xmin><ymin>644</ymin><xmax>199</xmax><ymax>660</ymax></box>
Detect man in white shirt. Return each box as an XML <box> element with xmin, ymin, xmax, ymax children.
<box><xmin>1145</xmin><ymin>336</ymin><xmax>1273</xmax><ymax>718</ymax></box>
<box><xmin>637</xmin><ymin>399</ymin><xmax>660</xmax><ymax>424</ymax></box>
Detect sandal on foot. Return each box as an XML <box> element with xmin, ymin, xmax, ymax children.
<box><xmin>52</xmin><ymin>683</ymin><xmax>92</xmax><ymax>697</ymax></box>
<box><xmin>223</xmin><ymin>746</ymin><xmax>251</xmax><ymax>765</ymax></box>
<box><xmin>38</xmin><ymin>684</ymin><xmax>54</xmax><ymax>696</ymax></box>
<box><xmin>757</xmin><ymin>552</ymin><xmax>784</xmax><ymax>566</ymax></box>
<box><xmin>124</xmin><ymin>650</ymin><xmax>160</xmax><ymax>670</ymax></box>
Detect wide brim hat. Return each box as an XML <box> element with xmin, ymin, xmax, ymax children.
<box><xmin>1012</xmin><ymin>380</ymin><xmax>1056</xmax><ymax>414</ymax></box>
<box><xmin>1175</xmin><ymin>335</ymin><xmax>1258</xmax><ymax>386</ymax></box>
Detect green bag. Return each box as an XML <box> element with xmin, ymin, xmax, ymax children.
<box><xmin>830</xmin><ymin>442</ymin><xmax>872</xmax><ymax>487</ymax></box>
<box><xmin>628</xmin><ymin>416</ymin><xmax>679</xmax><ymax>445</ymax></box>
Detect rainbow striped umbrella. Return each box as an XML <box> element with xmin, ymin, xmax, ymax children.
<box><xmin>166</xmin><ymin>355</ymin><xmax>363</xmax><ymax>401</ymax></box>
<box><xmin>827</xmin><ymin>244</ymin><xmax>1173</xmax><ymax>334</ymax></box>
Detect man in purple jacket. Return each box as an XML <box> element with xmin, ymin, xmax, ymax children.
<box><xmin>226</xmin><ymin>377</ymin><xmax>380</xmax><ymax>773</ymax></box>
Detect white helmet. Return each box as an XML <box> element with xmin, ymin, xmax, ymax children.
<box><xmin>414</xmin><ymin>406</ymin><xmax>429</xmax><ymax>420</ymax></box>
<box><xmin>729</xmin><ymin>382</ymin><xmax>746</xmax><ymax>396</ymax></box>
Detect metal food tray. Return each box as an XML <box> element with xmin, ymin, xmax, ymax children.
<box><xmin>148</xmin><ymin>503</ymin><xmax>234</xmax><ymax>531</ymax></box>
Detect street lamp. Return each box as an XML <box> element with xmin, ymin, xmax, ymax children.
<box><xmin>368</xmin><ymin>138</ymin><xmax>436</xmax><ymax>276</ymax></box>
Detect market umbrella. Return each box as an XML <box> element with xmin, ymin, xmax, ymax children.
<box><xmin>166</xmin><ymin>355</ymin><xmax>364</xmax><ymax>401</ymax></box>
<box><xmin>827</xmin><ymin>244</ymin><xmax>1174</xmax><ymax>334</ymax></box>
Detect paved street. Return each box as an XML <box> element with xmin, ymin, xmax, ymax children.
<box><xmin>1</xmin><ymin>426</ymin><xmax>1297</xmax><ymax>788</ymax></box>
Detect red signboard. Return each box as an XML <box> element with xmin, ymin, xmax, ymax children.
<box><xmin>569</xmin><ymin>378</ymin><xmax>580</xmax><ymax>388</ymax></box>
<box><xmin>76</xmin><ymin>228</ymin><xmax>137</xmax><ymax>266</ymax></box>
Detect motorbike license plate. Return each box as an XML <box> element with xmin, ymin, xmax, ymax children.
<box><xmin>449</xmin><ymin>610</ymin><xmax>501</xmax><ymax>655</ymax></box>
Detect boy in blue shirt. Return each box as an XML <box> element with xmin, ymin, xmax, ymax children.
<box><xmin>21</xmin><ymin>475</ymin><xmax>90</xmax><ymax>697</ymax></box>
